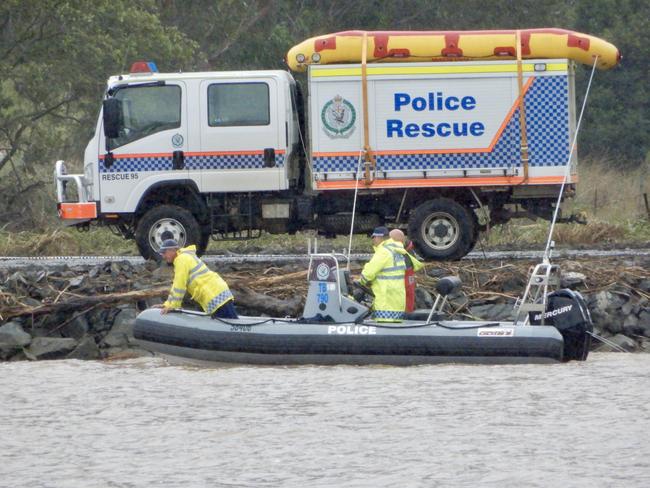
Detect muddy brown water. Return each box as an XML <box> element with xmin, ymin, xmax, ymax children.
<box><xmin>1</xmin><ymin>353</ymin><xmax>649</xmax><ymax>487</ymax></box>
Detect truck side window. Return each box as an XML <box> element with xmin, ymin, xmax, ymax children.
<box><xmin>107</xmin><ymin>85</ymin><xmax>181</xmax><ymax>150</ymax></box>
<box><xmin>208</xmin><ymin>83</ymin><xmax>270</xmax><ymax>127</ymax></box>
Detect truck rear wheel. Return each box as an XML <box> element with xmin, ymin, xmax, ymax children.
<box><xmin>408</xmin><ymin>198</ymin><xmax>477</xmax><ymax>261</ymax></box>
<box><xmin>135</xmin><ymin>205</ymin><xmax>202</xmax><ymax>260</ymax></box>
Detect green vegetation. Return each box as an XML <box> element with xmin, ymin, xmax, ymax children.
<box><xmin>0</xmin><ymin>0</ymin><xmax>647</xmax><ymax>249</ymax></box>
<box><xmin>1</xmin><ymin>219</ymin><xmax>648</xmax><ymax>257</ymax></box>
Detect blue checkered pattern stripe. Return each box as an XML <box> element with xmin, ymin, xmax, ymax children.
<box><xmin>186</xmin><ymin>153</ymin><xmax>285</xmax><ymax>170</ymax></box>
<box><xmin>312</xmin><ymin>76</ymin><xmax>569</xmax><ymax>173</ymax></box>
<box><xmin>99</xmin><ymin>152</ymin><xmax>285</xmax><ymax>173</ymax></box>
<box><xmin>100</xmin><ymin>156</ymin><xmax>173</xmax><ymax>173</ymax></box>
<box><xmin>206</xmin><ymin>289</ymin><xmax>234</xmax><ymax>314</ymax></box>
<box><xmin>525</xmin><ymin>76</ymin><xmax>570</xmax><ymax>166</ymax></box>
<box><xmin>372</xmin><ymin>310</ymin><xmax>405</xmax><ymax>321</ymax></box>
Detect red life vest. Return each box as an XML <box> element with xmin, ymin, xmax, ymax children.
<box><xmin>404</xmin><ymin>241</ymin><xmax>416</xmax><ymax>312</ymax></box>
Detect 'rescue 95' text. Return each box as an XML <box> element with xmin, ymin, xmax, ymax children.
<box><xmin>101</xmin><ymin>173</ymin><xmax>139</xmax><ymax>181</ymax></box>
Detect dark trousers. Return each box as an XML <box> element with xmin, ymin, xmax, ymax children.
<box><xmin>211</xmin><ymin>301</ymin><xmax>239</xmax><ymax>319</ymax></box>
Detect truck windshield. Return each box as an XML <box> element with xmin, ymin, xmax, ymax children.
<box><xmin>107</xmin><ymin>84</ymin><xmax>181</xmax><ymax>150</ymax></box>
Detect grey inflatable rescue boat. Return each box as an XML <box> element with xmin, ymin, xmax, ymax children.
<box><xmin>134</xmin><ymin>254</ymin><xmax>593</xmax><ymax>365</ymax></box>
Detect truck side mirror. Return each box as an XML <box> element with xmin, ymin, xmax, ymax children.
<box><xmin>103</xmin><ymin>98</ymin><xmax>123</xmax><ymax>139</ymax></box>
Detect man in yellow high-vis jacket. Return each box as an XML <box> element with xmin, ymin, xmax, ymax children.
<box><xmin>154</xmin><ymin>239</ymin><xmax>238</xmax><ymax>319</ymax></box>
<box><xmin>358</xmin><ymin>227</ymin><xmax>407</xmax><ymax>322</ymax></box>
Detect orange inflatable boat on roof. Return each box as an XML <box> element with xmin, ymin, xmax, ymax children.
<box><xmin>287</xmin><ymin>28</ymin><xmax>621</xmax><ymax>71</ymax></box>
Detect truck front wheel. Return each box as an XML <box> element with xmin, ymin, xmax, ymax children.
<box><xmin>408</xmin><ymin>198</ymin><xmax>477</xmax><ymax>261</ymax></box>
<box><xmin>135</xmin><ymin>205</ymin><xmax>202</xmax><ymax>260</ymax></box>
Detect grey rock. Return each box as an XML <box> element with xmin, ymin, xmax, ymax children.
<box><xmin>68</xmin><ymin>276</ymin><xmax>86</xmax><ymax>288</ymax></box>
<box><xmin>605</xmin><ymin>319</ymin><xmax>624</xmax><ymax>335</ymax></box>
<box><xmin>110</xmin><ymin>262</ymin><xmax>121</xmax><ymax>277</ymax></box>
<box><xmin>622</xmin><ymin>314</ymin><xmax>641</xmax><ymax>336</ymax></box>
<box><xmin>621</xmin><ymin>301</ymin><xmax>635</xmax><ymax>316</ymax></box>
<box><xmin>6</xmin><ymin>271</ymin><xmax>29</xmax><ymax>291</ymax></box>
<box><xmin>447</xmin><ymin>291</ymin><xmax>469</xmax><ymax>311</ymax></box>
<box><xmin>66</xmin><ymin>336</ymin><xmax>101</xmax><ymax>360</ymax></box>
<box><xmin>60</xmin><ymin>315</ymin><xmax>89</xmax><ymax>340</ymax></box>
<box><xmin>101</xmin><ymin>308</ymin><xmax>137</xmax><ymax>348</ymax></box>
<box><xmin>87</xmin><ymin>308</ymin><xmax>120</xmax><ymax>333</ymax></box>
<box><xmin>0</xmin><ymin>322</ymin><xmax>32</xmax><ymax>359</ymax></box>
<box><xmin>500</xmin><ymin>276</ymin><xmax>526</xmax><ymax>293</ymax></box>
<box><xmin>30</xmin><ymin>326</ymin><xmax>62</xmax><ymax>338</ymax></box>
<box><xmin>27</xmin><ymin>337</ymin><xmax>78</xmax><ymax>360</ymax></box>
<box><xmin>469</xmin><ymin>303</ymin><xmax>515</xmax><ymax>321</ymax></box>
<box><xmin>609</xmin><ymin>334</ymin><xmax>638</xmax><ymax>352</ymax></box>
<box><xmin>637</xmin><ymin>309</ymin><xmax>650</xmax><ymax>338</ymax></box>
<box><xmin>589</xmin><ymin>307</ymin><xmax>614</xmax><ymax>332</ymax></box>
<box><xmin>610</xmin><ymin>291</ymin><xmax>630</xmax><ymax>309</ymax></box>
<box><xmin>29</xmin><ymin>286</ymin><xmax>53</xmax><ymax>300</ymax></box>
<box><xmin>152</xmin><ymin>264</ymin><xmax>173</xmax><ymax>280</ymax></box>
<box><xmin>640</xmin><ymin>338</ymin><xmax>650</xmax><ymax>353</ymax></box>
<box><xmin>588</xmin><ymin>291</ymin><xmax>610</xmax><ymax>315</ymax></box>
<box><xmin>561</xmin><ymin>271</ymin><xmax>586</xmax><ymax>289</ymax></box>
<box><xmin>590</xmin><ymin>291</ymin><xmax>627</xmax><ymax>314</ymax></box>
<box><xmin>0</xmin><ymin>322</ymin><xmax>32</xmax><ymax>347</ymax></box>
<box><xmin>638</xmin><ymin>279</ymin><xmax>650</xmax><ymax>293</ymax></box>
<box><xmin>415</xmin><ymin>287</ymin><xmax>434</xmax><ymax>309</ymax></box>
<box><xmin>22</xmin><ymin>297</ymin><xmax>42</xmax><ymax>307</ymax></box>
<box><xmin>426</xmin><ymin>268</ymin><xmax>447</xmax><ymax>278</ymax></box>
<box><xmin>8</xmin><ymin>350</ymin><xmax>28</xmax><ymax>362</ymax></box>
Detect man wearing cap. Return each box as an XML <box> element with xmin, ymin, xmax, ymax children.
<box><xmin>154</xmin><ymin>239</ymin><xmax>238</xmax><ymax>319</ymax></box>
<box><xmin>357</xmin><ymin>226</ymin><xmax>407</xmax><ymax>322</ymax></box>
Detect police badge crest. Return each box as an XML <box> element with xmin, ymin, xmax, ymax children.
<box><xmin>321</xmin><ymin>95</ymin><xmax>356</xmax><ymax>138</ymax></box>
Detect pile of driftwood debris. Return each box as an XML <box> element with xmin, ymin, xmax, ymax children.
<box><xmin>0</xmin><ymin>254</ymin><xmax>648</xmax><ymax>360</ymax></box>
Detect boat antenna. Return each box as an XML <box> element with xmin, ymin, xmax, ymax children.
<box><xmin>346</xmin><ymin>150</ymin><xmax>365</xmax><ymax>270</ymax></box>
<box><xmin>542</xmin><ymin>56</ymin><xmax>599</xmax><ymax>263</ymax></box>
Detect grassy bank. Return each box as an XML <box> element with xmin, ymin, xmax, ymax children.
<box><xmin>0</xmin><ymin>159</ymin><xmax>647</xmax><ymax>257</ymax></box>
<box><xmin>1</xmin><ymin>219</ymin><xmax>648</xmax><ymax>257</ymax></box>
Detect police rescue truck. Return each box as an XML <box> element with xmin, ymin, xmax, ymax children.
<box><xmin>55</xmin><ymin>57</ymin><xmax>579</xmax><ymax>260</ymax></box>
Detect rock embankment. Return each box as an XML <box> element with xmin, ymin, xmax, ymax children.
<box><xmin>1</xmin><ymin>255</ymin><xmax>648</xmax><ymax>361</ymax></box>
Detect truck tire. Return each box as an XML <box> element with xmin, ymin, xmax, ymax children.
<box><xmin>135</xmin><ymin>205</ymin><xmax>201</xmax><ymax>260</ymax></box>
<box><xmin>198</xmin><ymin>231</ymin><xmax>211</xmax><ymax>256</ymax></box>
<box><xmin>408</xmin><ymin>198</ymin><xmax>477</xmax><ymax>261</ymax></box>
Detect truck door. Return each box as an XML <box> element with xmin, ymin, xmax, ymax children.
<box><xmin>99</xmin><ymin>81</ymin><xmax>193</xmax><ymax>213</ymax></box>
<box><xmin>198</xmin><ymin>78</ymin><xmax>287</xmax><ymax>191</ymax></box>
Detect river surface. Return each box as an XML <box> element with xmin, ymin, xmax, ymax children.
<box><xmin>1</xmin><ymin>353</ymin><xmax>649</xmax><ymax>488</ymax></box>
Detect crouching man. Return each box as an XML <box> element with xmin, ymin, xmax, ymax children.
<box><xmin>154</xmin><ymin>239</ymin><xmax>238</xmax><ymax>319</ymax></box>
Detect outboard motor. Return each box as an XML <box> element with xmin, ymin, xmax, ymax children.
<box><xmin>529</xmin><ymin>289</ymin><xmax>593</xmax><ymax>361</ymax></box>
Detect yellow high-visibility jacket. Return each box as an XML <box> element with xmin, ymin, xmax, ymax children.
<box><xmin>163</xmin><ymin>245</ymin><xmax>233</xmax><ymax>314</ymax></box>
<box><xmin>359</xmin><ymin>238</ymin><xmax>407</xmax><ymax>322</ymax></box>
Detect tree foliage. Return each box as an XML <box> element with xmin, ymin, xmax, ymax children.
<box><xmin>0</xmin><ymin>0</ymin><xmax>646</xmax><ymax>212</ymax></box>
<box><xmin>0</xmin><ymin>0</ymin><xmax>196</xmax><ymax>178</ymax></box>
